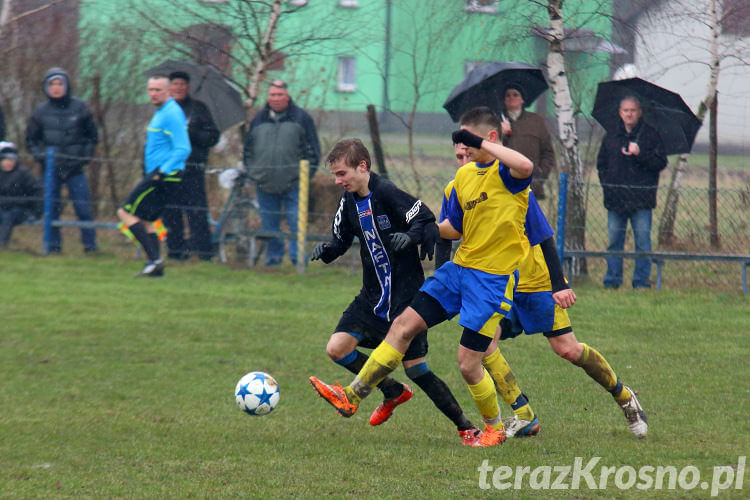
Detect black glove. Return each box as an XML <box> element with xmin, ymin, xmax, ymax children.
<box><xmin>389</xmin><ymin>232</ymin><xmax>412</xmax><ymax>252</ymax></box>
<box><xmin>451</xmin><ymin>129</ymin><xmax>484</xmax><ymax>150</ymax></box>
<box><xmin>311</xmin><ymin>242</ymin><xmax>329</xmax><ymax>261</ymax></box>
<box><xmin>419</xmin><ymin>223</ymin><xmax>439</xmax><ymax>261</ymax></box>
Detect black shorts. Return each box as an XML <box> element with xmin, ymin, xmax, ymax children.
<box><xmin>335</xmin><ymin>296</ymin><xmax>429</xmax><ymax>361</ymax></box>
<box><xmin>122</xmin><ymin>172</ymin><xmax>183</xmax><ymax>222</ymax></box>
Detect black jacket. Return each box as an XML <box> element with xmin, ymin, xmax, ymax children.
<box><xmin>597</xmin><ymin>120</ymin><xmax>667</xmax><ymax>212</ymax></box>
<box><xmin>318</xmin><ymin>173</ymin><xmax>435</xmax><ymax>322</ymax></box>
<box><xmin>175</xmin><ymin>96</ymin><xmax>220</xmax><ymax>173</ymax></box>
<box><xmin>0</xmin><ymin>164</ymin><xmax>42</xmax><ymax>216</ymax></box>
<box><xmin>25</xmin><ymin>67</ymin><xmax>98</xmax><ymax>181</ymax></box>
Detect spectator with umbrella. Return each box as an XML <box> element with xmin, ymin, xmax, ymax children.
<box><xmin>595</xmin><ymin>95</ymin><xmax>667</xmax><ymax>289</ymax></box>
<box><xmin>443</xmin><ymin>61</ymin><xmax>554</xmax><ymax>198</ymax></box>
<box><xmin>161</xmin><ymin>71</ymin><xmax>220</xmax><ymax>261</ymax></box>
<box><xmin>500</xmin><ymin>83</ymin><xmax>556</xmax><ymax>199</ymax></box>
<box><xmin>593</xmin><ymin>78</ymin><xmax>700</xmax><ymax>290</ymax></box>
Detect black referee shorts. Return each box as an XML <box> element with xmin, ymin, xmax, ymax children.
<box><xmin>122</xmin><ymin>171</ymin><xmax>183</xmax><ymax>222</ymax></box>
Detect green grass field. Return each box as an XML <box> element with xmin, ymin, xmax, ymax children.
<box><xmin>2</xmin><ymin>253</ymin><xmax>749</xmax><ymax>498</ymax></box>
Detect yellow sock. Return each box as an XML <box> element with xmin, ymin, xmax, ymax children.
<box><xmin>467</xmin><ymin>370</ymin><xmax>501</xmax><ymax>429</ymax></box>
<box><xmin>574</xmin><ymin>343</ymin><xmax>631</xmax><ymax>404</ymax></box>
<box><xmin>347</xmin><ymin>342</ymin><xmax>403</xmax><ymax>404</ymax></box>
<box><xmin>483</xmin><ymin>348</ymin><xmax>534</xmax><ymax>421</ymax></box>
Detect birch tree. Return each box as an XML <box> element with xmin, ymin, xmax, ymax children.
<box><xmin>542</xmin><ymin>0</ymin><xmax>589</xmax><ymax>274</ymax></box>
<box><xmin>653</xmin><ymin>0</ymin><xmax>749</xmax><ymax>249</ymax></box>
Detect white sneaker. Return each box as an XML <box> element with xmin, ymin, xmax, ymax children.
<box><xmin>504</xmin><ymin>415</ymin><xmax>540</xmax><ymax>437</ymax></box>
<box><xmin>620</xmin><ymin>387</ymin><xmax>648</xmax><ymax>438</ymax></box>
<box><xmin>135</xmin><ymin>259</ymin><xmax>165</xmax><ymax>278</ymax></box>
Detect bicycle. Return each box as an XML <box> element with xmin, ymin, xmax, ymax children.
<box><xmin>208</xmin><ymin>168</ymin><xmax>267</xmax><ymax>265</ymax></box>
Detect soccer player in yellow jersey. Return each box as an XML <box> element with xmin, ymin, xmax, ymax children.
<box><xmin>442</xmin><ymin>138</ymin><xmax>648</xmax><ymax>439</ymax></box>
<box><xmin>310</xmin><ymin>107</ymin><xmax>533</xmax><ymax>446</ymax></box>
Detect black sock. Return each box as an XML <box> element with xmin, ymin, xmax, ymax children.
<box><xmin>148</xmin><ymin>233</ymin><xmax>160</xmax><ymax>260</ymax></box>
<box><xmin>337</xmin><ymin>349</ymin><xmax>404</xmax><ymax>400</ymax></box>
<box><xmin>407</xmin><ymin>364</ymin><xmax>474</xmax><ymax>431</ymax></box>
<box><xmin>129</xmin><ymin>222</ymin><xmax>159</xmax><ymax>261</ymax></box>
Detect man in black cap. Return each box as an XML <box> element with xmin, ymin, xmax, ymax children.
<box><xmin>501</xmin><ymin>83</ymin><xmax>556</xmax><ymax>199</ymax></box>
<box><xmin>161</xmin><ymin>71</ymin><xmax>220</xmax><ymax>260</ymax></box>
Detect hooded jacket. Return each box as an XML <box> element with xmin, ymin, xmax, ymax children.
<box><xmin>25</xmin><ymin>67</ymin><xmax>99</xmax><ymax>181</ymax></box>
<box><xmin>242</xmin><ymin>100</ymin><xmax>320</xmax><ymax>194</ymax></box>
<box><xmin>596</xmin><ymin>119</ymin><xmax>667</xmax><ymax>212</ymax></box>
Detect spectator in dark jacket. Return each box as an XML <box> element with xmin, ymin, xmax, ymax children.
<box><xmin>0</xmin><ymin>142</ymin><xmax>42</xmax><ymax>247</ymax></box>
<box><xmin>160</xmin><ymin>71</ymin><xmax>220</xmax><ymax>261</ymax></box>
<box><xmin>596</xmin><ymin>96</ymin><xmax>667</xmax><ymax>289</ymax></box>
<box><xmin>243</xmin><ymin>80</ymin><xmax>320</xmax><ymax>266</ymax></box>
<box><xmin>25</xmin><ymin>67</ymin><xmax>99</xmax><ymax>253</ymax></box>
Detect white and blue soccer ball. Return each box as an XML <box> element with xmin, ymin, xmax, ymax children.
<box><xmin>235</xmin><ymin>371</ymin><xmax>280</xmax><ymax>416</ymax></box>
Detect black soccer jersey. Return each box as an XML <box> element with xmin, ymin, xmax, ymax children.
<box><xmin>318</xmin><ymin>173</ymin><xmax>435</xmax><ymax>322</ymax></box>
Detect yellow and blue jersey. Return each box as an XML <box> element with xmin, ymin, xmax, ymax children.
<box><xmin>441</xmin><ymin>159</ymin><xmax>532</xmax><ymax>275</ymax></box>
<box><xmin>516</xmin><ymin>192</ymin><xmax>555</xmax><ymax>292</ymax></box>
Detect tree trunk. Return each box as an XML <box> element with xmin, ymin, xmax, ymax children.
<box><xmin>657</xmin><ymin>0</ymin><xmax>720</xmax><ymax>247</ymax></box>
<box><xmin>709</xmin><ymin>91</ymin><xmax>719</xmax><ymax>249</ymax></box>
<box><xmin>244</xmin><ymin>0</ymin><xmax>283</xmax><ymax>123</ymax></box>
<box><xmin>546</xmin><ymin>0</ymin><xmax>587</xmax><ymax>275</ymax></box>
<box><xmin>366</xmin><ymin>104</ymin><xmax>388</xmax><ymax>179</ymax></box>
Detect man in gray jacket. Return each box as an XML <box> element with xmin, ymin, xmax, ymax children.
<box><xmin>242</xmin><ymin>80</ymin><xmax>320</xmax><ymax>266</ymax></box>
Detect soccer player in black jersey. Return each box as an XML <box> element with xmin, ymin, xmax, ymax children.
<box><xmin>309</xmin><ymin>138</ymin><xmax>491</xmax><ymax>446</ymax></box>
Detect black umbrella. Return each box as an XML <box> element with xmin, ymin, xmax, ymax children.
<box><xmin>144</xmin><ymin>60</ymin><xmax>245</xmax><ymax>132</ymax></box>
<box><xmin>592</xmin><ymin>78</ymin><xmax>702</xmax><ymax>155</ymax></box>
<box><xmin>443</xmin><ymin>61</ymin><xmax>548</xmax><ymax>122</ymax></box>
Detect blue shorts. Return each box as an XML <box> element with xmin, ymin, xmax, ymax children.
<box><xmin>500</xmin><ymin>291</ymin><xmax>572</xmax><ymax>340</ymax></box>
<box><xmin>420</xmin><ymin>261</ymin><xmax>517</xmax><ymax>339</ymax></box>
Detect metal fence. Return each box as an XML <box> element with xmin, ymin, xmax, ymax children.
<box><xmin>5</xmin><ymin>149</ymin><xmax>749</xmax><ymax>293</ymax></box>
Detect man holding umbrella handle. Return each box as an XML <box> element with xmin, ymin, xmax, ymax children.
<box><xmin>597</xmin><ymin>96</ymin><xmax>667</xmax><ymax>289</ymax></box>
<box><xmin>500</xmin><ymin>84</ymin><xmax>556</xmax><ymax>200</ymax></box>
<box><xmin>161</xmin><ymin>71</ymin><xmax>220</xmax><ymax>261</ymax></box>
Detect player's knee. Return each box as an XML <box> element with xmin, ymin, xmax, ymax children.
<box><xmin>325</xmin><ymin>339</ymin><xmax>347</xmax><ymax>361</ymax></box>
<box><xmin>552</xmin><ymin>339</ymin><xmax>582</xmax><ymax>362</ymax></box>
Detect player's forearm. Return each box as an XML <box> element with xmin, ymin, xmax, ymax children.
<box><xmin>481</xmin><ymin>141</ymin><xmax>533</xmax><ymax>178</ymax></box>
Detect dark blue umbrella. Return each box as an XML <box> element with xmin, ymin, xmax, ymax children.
<box><xmin>592</xmin><ymin>78</ymin><xmax>702</xmax><ymax>155</ymax></box>
<box><xmin>443</xmin><ymin>61</ymin><xmax>548</xmax><ymax>122</ymax></box>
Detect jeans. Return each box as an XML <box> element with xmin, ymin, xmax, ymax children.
<box><xmin>604</xmin><ymin>209</ymin><xmax>652</xmax><ymax>288</ymax></box>
<box><xmin>0</xmin><ymin>208</ymin><xmax>27</xmax><ymax>246</ymax></box>
<box><xmin>256</xmin><ymin>187</ymin><xmax>299</xmax><ymax>265</ymax></box>
<box><xmin>49</xmin><ymin>173</ymin><xmax>97</xmax><ymax>251</ymax></box>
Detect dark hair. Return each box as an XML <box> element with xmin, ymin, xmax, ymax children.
<box><xmin>270</xmin><ymin>80</ymin><xmax>288</xmax><ymax>90</ymax></box>
<box><xmin>459</xmin><ymin>106</ymin><xmax>502</xmax><ymax>131</ymax></box>
<box><xmin>326</xmin><ymin>138</ymin><xmax>371</xmax><ymax>171</ymax></box>
<box><xmin>169</xmin><ymin>71</ymin><xmax>191</xmax><ymax>83</ymax></box>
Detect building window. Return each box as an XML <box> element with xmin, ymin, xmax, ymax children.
<box><xmin>289</xmin><ymin>0</ymin><xmax>308</xmax><ymax>6</ymax></box>
<box><xmin>337</xmin><ymin>57</ymin><xmax>356</xmax><ymax>92</ymax></box>
<box><xmin>465</xmin><ymin>0</ymin><xmax>498</xmax><ymax>13</ymax></box>
<box><xmin>339</xmin><ymin>0</ymin><xmax>358</xmax><ymax>7</ymax></box>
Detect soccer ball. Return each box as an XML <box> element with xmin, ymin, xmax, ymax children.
<box><xmin>235</xmin><ymin>371</ymin><xmax>280</xmax><ymax>416</ymax></box>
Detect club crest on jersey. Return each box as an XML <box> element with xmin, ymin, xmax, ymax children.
<box><xmin>376</xmin><ymin>214</ymin><xmax>391</xmax><ymax>230</ymax></box>
<box><xmin>358</xmin><ymin>208</ymin><xmax>372</xmax><ymax>218</ymax></box>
